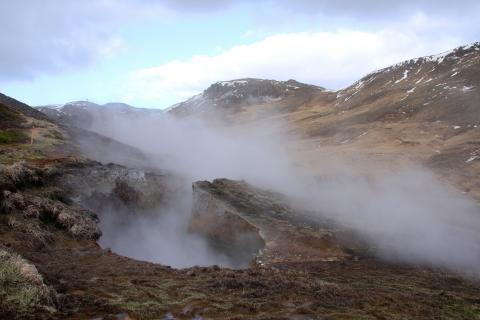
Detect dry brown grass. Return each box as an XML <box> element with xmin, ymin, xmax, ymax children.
<box><xmin>0</xmin><ymin>247</ymin><xmax>55</xmax><ymax>309</ymax></box>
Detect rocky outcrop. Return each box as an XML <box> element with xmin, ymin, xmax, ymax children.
<box><xmin>55</xmin><ymin>160</ymin><xmax>182</xmax><ymax>212</ymax></box>
<box><xmin>190</xmin><ymin>182</ymin><xmax>265</xmax><ymax>267</ymax></box>
<box><xmin>190</xmin><ymin>179</ymin><xmax>358</xmax><ymax>266</ymax></box>
<box><xmin>0</xmin><ymin>158</ymin><xmax>183</xmax><ymax>245</ymax></box>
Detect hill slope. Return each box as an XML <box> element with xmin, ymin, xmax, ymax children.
<box><xmin>168</xmin><ymin>42</ymin><xmax>480</xmax><ymax>199</ymax></box>
<box><xmin>0</xmin><ymin>93</ymin><xmax>69</xmax><ymax>164</ymax></box>
<box><xmin>0</xmin><ymin>93</ymin><xmax>49</xmax><ymax>122</ymax></box>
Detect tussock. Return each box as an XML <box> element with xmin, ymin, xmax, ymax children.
<box><xmin>1</xmin><ymin>190</ymin><xmax>101</xmax><ymax>240</ymax></box>
<box><xmin>0</xmin><ymin>161</ymin><xmax>41</xmax><ymax>189</ymax></box>
<box><xmin>0</xmin><ymin>247</ymin><xmax>55</xmax><ymax>308</ymax></box>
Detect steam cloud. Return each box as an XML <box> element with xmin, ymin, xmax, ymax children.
<box><xmin>81</xmin><ymin>109</ymin><xmax>480</xmax><ymax>276</ymax></box>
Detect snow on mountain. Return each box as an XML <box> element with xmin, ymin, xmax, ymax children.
<box><xmin>167</xmin><ymin>78</ymin><xmax>325</xmax><ymax>117</ymax></box>
<box><xmin>36</xmin><ymin>101</ymin><xmax>163</xmax><ymax>129</ymax></box>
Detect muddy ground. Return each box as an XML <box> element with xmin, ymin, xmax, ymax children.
<box><xmin>2</xmin><ymin>223</ymin><xmax>480</xmax><ymax>320</ymax></box>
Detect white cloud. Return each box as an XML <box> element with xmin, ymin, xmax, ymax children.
<box><xmin>0</xmin><ymin>0</ymin><xmax>161</xmax><ymax>81</ymax></box>
<box><xmin>124</xmin><ymin>27</ymin><xmax>464</xmax><ymax>108</ymax></box>
<box><xmin>1</xmin><ymin>1</ymin><xmax>478</xmax><ymax>107</ymax></box>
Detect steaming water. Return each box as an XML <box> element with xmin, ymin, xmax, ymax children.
<box><xmin>97</xmin><ymin>205</ymin><xmax>238</xmax><ymax>268</ymax></box>
<box><xmin>76</xmin><ymin>111</ymin><xmax>480</xmax><ymax>276</ymax></box>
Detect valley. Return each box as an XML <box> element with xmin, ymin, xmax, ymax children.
<box><xmin>1</xmin><ymin>43</ymin><xmax>480</xmax><ymax>319</ymax></box>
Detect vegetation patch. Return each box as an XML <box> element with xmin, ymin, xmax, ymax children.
<box><xmin>0</xmin><ymin>105</ymin><xmax>17</xmax><ymax>118</ymax></box>
<box><xmin>0</xmin><ymin>249</ymin><xmax>54</xmax><ymax>308</ymax></box>
<box><xmin>0</xmin><ymin>104</ymin><xmax>24</xmax><ymax>126</ymax></box>
<box><xmin>444</xmin><ymin>303</ymin><xmax>480</xmax><ymax>319</ymax></box>
<box><xmin>0</xmin><ymin>129</ymin><xmax>28</xmax><ymax>145</ymax></box>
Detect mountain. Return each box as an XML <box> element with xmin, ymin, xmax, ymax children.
<box><xmin>168</xmin><ymin>42</ymin><xmax>480</xmax><ymax>200</ymax></box>
<box><xmin>36</xmin><ymin>101</ymin><xmax>163</xmax><ymax>129</ymax></box>
<box><xmin>167</xmin><ymin>78</ymin><xmax>325</xmax><ymax>121</ymax></box>
<box><xmin>169</xmin><ymin>43</ymin><xmax>479</xmax><ymax>126</ymax></box>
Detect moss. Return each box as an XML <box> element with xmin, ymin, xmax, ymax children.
<box><xmin>0</xmin><ymin>130</ymin><xmax>28</xmax><ymax>144</ymax></box>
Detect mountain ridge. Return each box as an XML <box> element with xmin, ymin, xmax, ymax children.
<box><xmin>36</xmin><ymin>100</ymin><xmax>163</xmax><ymax>129</ymax></box>
<box><xmin>167</xmin><ymin>42</ymin><xmax>480</xmax><ymax>123</ymax></box>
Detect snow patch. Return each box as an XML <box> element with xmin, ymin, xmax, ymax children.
<box><xmin>415</xmin><ymin>77</ymin><xmax>424</xmax><ymax>84</ymax></box>
<box><xmin>358</xmin><ymin>131</ymin><xmax>368</xmax><ymax>138</ymax></box>
<box><xmin>466</xmin><ymin>156</ymin><xmax>478</xmax><ymax>163</ymax></box>
<box><xmin>354</xmin><ymin>80</ymin><xmax>364</xmax><ymax>90</ymax></box>
<box><xmin>394</xmin><ymin>70</ymin><xmax>409</xmax><ymax>84</ymax></box>
<box><xmin>219</xmin><ymin>80</ymin><xmax>249</xmax><ymax>87</ymax></box>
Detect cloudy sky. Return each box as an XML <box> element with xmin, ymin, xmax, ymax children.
<box><xmin>1</xmin><ymin>0</ymin><xmax>479</xmax><ymax>109</ymax></box>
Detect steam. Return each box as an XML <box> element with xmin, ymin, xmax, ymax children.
<box><xmin>293</xmin><ymin>168</ymin><xmax>480</xmax><ymax>275</ymax></box>
<box><xmin>89</xmin><ymin>113</ymin><xmax>297</xmax><ymax>187</ymax></box>
<box><xmin>81</xmin><ymin>108</ymin><xmax>480</xmax><ymax>276</ymax></box>
<box><xmin>98</xmin><ymin>204</ymin><xmax>235</xmax><ymax>268</ymax></box>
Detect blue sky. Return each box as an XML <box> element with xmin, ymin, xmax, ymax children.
<box><xmin>1</xmin><ymin>1</ymin><xmax>479</xmax><ymax>109</ymax></box>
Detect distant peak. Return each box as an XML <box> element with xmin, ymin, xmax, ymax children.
<box><xmin>204</xmin><ymin>78</ymin><xmax>323</xmax><ymax>98</ymax></box>
<box><xmin>166</xmin><ymin>78</ymin><xmax>326</xmax><ymax>114</ymax></box>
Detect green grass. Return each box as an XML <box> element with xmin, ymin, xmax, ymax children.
<box><xmin>0</xmin><ymin>129</ymin><xmax>28</xmax><ymax>144</ymax></box>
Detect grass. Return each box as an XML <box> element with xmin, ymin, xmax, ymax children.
<box><xmin>0</xmin><ymin>250</ymin><xmax>50</xmax><ymax>307</ymax></box>
<box><xmin>0</xmin><ymin>120</ymin><xmax>69</xmax><ymax>165</ymax></box>
<box><xmin>444</xmin><ymin>303</ymin><xmax>480</xmax><ymax>319</ymax></box>
<box><xmin>0</xmin><ymin>104</ymin><xmax>24</xmax><ymax>125</ymax></box>
<box><xmin>0</xmin><ymin>129</ymin><xmax>28</xmax><ymax>144</ymax></box>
